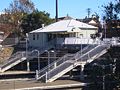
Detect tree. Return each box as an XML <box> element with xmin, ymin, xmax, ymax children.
<box><xmin>102</xmin><ymin>1</ymin><xmax>120</xmax><ymax>37</ymax></box>
<box><xmin>102</xmin><ymin>2</ymin><xmax>116</xmax><ymax>31</ymax></box>
<box><xmin>114</xmin><ymin>0</ymin><xmax>120</xmax><ymax>15</ymax></box>
<box><xmin>5</xmin><ymin>0</ymin><xmax>34</xmax><ymax>14</ymax></box>
<box><xmin>3</xmin><ymin>0</ymin><xmax>35</xmax><ymax>34</ymax></box>
<box><xmin>21</xmin><ymin>10</ymin><xmax>53</xmax><ymax>34</ymax></box>
<box><xmin>103</xmin><ymin>2</ymin><xmax>115</xmax><ymax>20</ymax></box>
<box><xmin>103</xmin><ymin>1</ymin><xmax>120</xmax><ymax>22</ymax></box>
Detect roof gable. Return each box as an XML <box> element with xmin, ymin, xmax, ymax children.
<box><xmin>89</xmin><ymin>20</ymin><xmax>97</xmax><ymax>24</ymax></box>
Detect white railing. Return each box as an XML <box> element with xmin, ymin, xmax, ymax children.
<box><xmin>36</xmin><ymin>43</ymin><xmax>110</xmax><ymax>81</ymax></box>
<box><xmin>56</xmin><ymin>37</ymin><xmax>120</xmax><ymax>45</ymax></box>
<box><xmin>36</xmin><ymin>44</ymin><xmax>98</xmax><ymax>80</ymax></box>
<box><xmin>103</xmin><ymin>37</ymin><xmax>120</xmax><ymax>46</ymax></box>
<box><xmin>75</xmin><ymin>44</ymin><xmax>109</xmax><ymax>63</ymax></box>
<box><xmin>0</xmin><ymin>39</ymin><xmax>56</xmax><ymax>72</ymax></box>
<box><xmin>36</xmin><ymin>53</ymin><xmax>74</xmax><ymax>79</ymax></box>
<box><xmin>56</xmin><ymin>37</ymin><xmax>102</xmax><ymax>45</ymax></box>
<box><xmin>0</xmin><ymin>51</ymin><xmax>26</xmax><ymax>70</ymax></box>
<box><xmin>46</xmin><ymin>44</ymin><xmax>109</xmax><ymax>81</ymax></box>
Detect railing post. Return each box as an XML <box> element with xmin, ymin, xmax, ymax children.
<box><xmin>63</xmin><ymin>55</ymin><xmax>65</xmax><ymax>62</ymax></box>
<box><xmin>27</xmin><ymin>60</ymin><xmax>30</xmax><ymax>72</ymax></box>
<box><xmin>22</xmin><ymin>52</ymin><xmax>24</xmax><ymax>58</ymax></box>
<box><xmin>87</xmin><ymin>52</ymin><xmax>90</xmax><ymax>63</ymax></box>
<box><xmin>36</xmin><ymin>70</ymin><xmax>38</xmax><ymax>80</ymax></box>
<box><xmin>0</xmin><ymin>68</ymin><xmax>1</xmax><ymax>72</ymax></box>
<box><xmin>80</xmin><ymin>64</ymin><xmax>84</xmax><ymax>80</ymax></box>
<box><xmin>75</xmin><ymin>53</ymin><xmax>77</xmax><ymax>61</ymax></box>
<box><xmin>45</xmin><ymin>72</ymin><xmax>47</xmax><ymax>83</ymax></box>
<box><xmin>54</xmin><ymin>62</ymin><xmax>56</xmax><ymax>68</ymax></box>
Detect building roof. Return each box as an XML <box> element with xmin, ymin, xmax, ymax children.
<box><xmin>58</xmin><ymin>15</ymin><xmax>73</xmax><ymax>21</ymax></box>
<box><xmin>89</xmin><ymin>20</ymin><xmax>97</xmax><ymax>24</ymax></box>
<box><xmin>30</xmin><ymin>19</ymin><xmax>97</xmax><ymax>33</ymax></box>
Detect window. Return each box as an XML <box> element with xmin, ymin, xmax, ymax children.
<box><xmin>90</xmin><ymin>34</ymin><xmax>96</xmax><ymax>39</ymax></box>
<box><xmin>37</xmin><ymin>34</ymin><xmax>39</xmax><ymax>40</ymax></box>
<box><xmin>33</xmin><ymin>34</ymin><xmax>35</xmax><ymax>40</ymax></box>
<box><xmin>80</xmin><ymin>34</ymin><xmax>83</xmax><ymax>37</ymax></box>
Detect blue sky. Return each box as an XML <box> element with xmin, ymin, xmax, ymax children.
<box><xmin>0</xmin><ymin>0</ymin><xmax>114</xmax><ymax>19</ymax></box>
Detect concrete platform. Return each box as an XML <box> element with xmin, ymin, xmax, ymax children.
<box><xmin>0</xmin><ymin>79</ymin><xmax>86</xmax><ymax>90</ymax></box>
<box><xmin>0</xmin><ymin>71</ymin><xmax>35</xmax><ymax>75</ymax></box>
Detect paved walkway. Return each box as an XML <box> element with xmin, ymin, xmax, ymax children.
<box><xmin>0</xmin><ymin>71</ymin><xmax>35</xmax><ymax>75</ymax></box>
<box><xmin>0</xmin><ymin>79</ymin><xmax>86</xmax><ymax>90</ymax></box>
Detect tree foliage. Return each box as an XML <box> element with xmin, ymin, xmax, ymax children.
<box><xmin>21</xmin><ymin>10</ymin><xmax>53</xmax><ymax>34</ymax></box>
<box><xmin>103</xmin><ymin>2</ymin><xmax>115</xmax><ymax>20</ymax></box>
<box><xmin>5</xmin><ymin>0</ymin><xmax>34</xmax><ymax>14</ymax></box>
<box><xmin>3</xmin><ymin>0</ymin><xmax>35</xmax><ymax>34</ymax></box>
<box><xmin>115</xmin><ymin>0</ymin><xmax>120</xmax><ymax>14</ymax></box>
<box><xmin>102</xmin><ymin>1</ymin><xmax>120</xmax><ymax>37</ymax></box>
<box><xmin>103</xmin><ymin>1</ymin><xmax>120</xmax><ymax>21</ymax></box>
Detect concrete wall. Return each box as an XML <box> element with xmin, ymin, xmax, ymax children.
<box><xmin>77</xmin><ymin>29</ymin><xmax>97</xmax><ymax>38</ymax></box>
<box><xmin>28</xmin><ymin>33</ymin><xmax>47</xmax><ymax>48</ymax></box>
<box><xmin>68</xmin><ymin>27</ymin><xmax>98</xmax><ymax>38</ymax></box>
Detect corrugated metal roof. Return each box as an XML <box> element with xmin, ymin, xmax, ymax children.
<box><xmin>30</xmin><ymin>19</ymin><xmax>97</xmax><ymax>33</ymax></box>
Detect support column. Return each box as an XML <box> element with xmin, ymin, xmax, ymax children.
<box><xmin>69</xmin><ymin>70</ymin><xmax>73</xmax><ymax>78</ymax></box>
<box><xmin>80</xmin><ymin>64</ymin><xmax>84</xmax><ymax>80</ymax></box>
<box><xmin>45</xmin><ymin>72</ymin><xmax>48</xmax><ymax>83</ymax></box>
<box><xmin>27</xmin><ymin>60</ymin><xmax>30</xmax><ymax>71</ymax></box>
<box><xmin>54</xmin><ymin>62</ymin><xmax>56</xmax><ymax>68</ymax></box>
<box><xmin>36</xmin><ymin>70</ymin><xmax>38</xmax><ymax>80</ymax></box>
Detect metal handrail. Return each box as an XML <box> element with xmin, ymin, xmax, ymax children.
<box><xmin>45</xmin><ymin>44</ymin><xmax>109</xmax><ymax>81</ymax></box>
<box><xmin>37</xmin><ymin>44</ymin><xmax>110</xmax><ymax>81</ymax></box>
<box><xmin>38</xmin><ymin>54</ymin><xmax>75</xmax><ymax>79</ymax></box>
<box><xmin>75</xmin><ymin>45</ymin><xmax>99</xmax><ymax>61</ymax></box>
<box><xmin>1</xmin><ymin>52</ymin><xmax>23</xmax><ymax>64</ymax></box>
<box><xmin>37</xmin><ymin>54</ymin><xmax>73</xmax><ymax>79</ymax></box>
<box><xmin>38</xmin><ymin>45</ymin><xmax>91</xmax><ymax>72</ymax></box>
<box><xmin>0</xmin><ymin>52</ymin><xmax>26</xmax><ymax>69</ymax></box>
<box><xmin>37</xmin><ymin>44</ymin><xmax>97</xmax><ymax>79</ymax></box>
<box><xmin>1</xmin><ymin>51</ymin><xmax>23</xmax><ymax>64</ymax></box>
<box><xmin>75</xmin><ymin>44</ymin><xmax>109</xmax><ymax>62</ymax></box>
<box><xmin>0</xmin><ymin>39</ymin><xmax>56</xmax><ymax>71</ymax></box>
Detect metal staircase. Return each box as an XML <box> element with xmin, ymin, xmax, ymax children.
<box><xmin>0</xmin><ymin>39</ymin><xmax>55</xmax><ymax>72</ymax></box>
<box><xmin>36</xmin><ymin>44</ymin><xmax>110</xmax><ymax>82</ymax></box>
<box><xmin>0</xmin><ymin>51</ymin><xmax>26</xmax><ymax>72</ymax></box>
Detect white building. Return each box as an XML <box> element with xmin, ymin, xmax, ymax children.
<box><xmin>28</xmin><ymin>19</ymin><xmax>98</xmax><ymax>48</ymax></box>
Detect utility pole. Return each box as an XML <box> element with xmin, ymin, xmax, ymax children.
<box><xmin>104</xmin><ymin>21</ymin><xmax>106</xmax><ymax>39</ymax></box>
<box><xmin>55</xmin><ymin>0</ymin><xmax>58</xmax><ymax>22</ymax></box>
